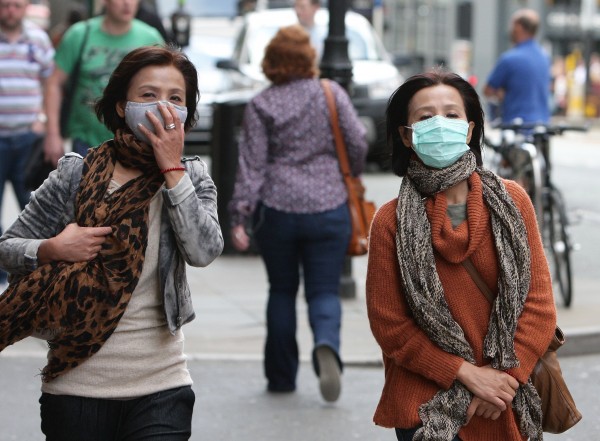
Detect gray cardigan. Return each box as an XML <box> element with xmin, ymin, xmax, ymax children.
<box><xmin>0</xmin><ymin>153</ymin><xmax>224</xmax><ymax>333</ymax></box>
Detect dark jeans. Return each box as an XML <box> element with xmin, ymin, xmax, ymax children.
<box><xmin>40</xmin><ymin>386</ymin><xmax>195</xmax><ymax>441</ymax></box>
<box><xmin>395</xmin><ymin>428</ymin><xmax>462</xmax><ymax>441</ymax></box>
<box><xmin>72</xmin><ymin>138</ymin><xmax>91</xmax><ymax>157</ymax></box>
<box><xmin>253</xmin><ymin>203</ymin><xmax>350</xmax><ymax>391</ymax></box>
<box><xmin>0</xmin><ymin>131</ymin><xmax>39</xmax><ymax>284</ymax></box>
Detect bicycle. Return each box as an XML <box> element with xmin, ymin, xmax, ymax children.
<box><xmin>484</xmin><ymin>120</ymin><xmax>587</xmax><ymax>308</ymax></box>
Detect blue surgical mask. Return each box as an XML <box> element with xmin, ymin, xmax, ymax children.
<box><xmin>408</xmin><ymin>115</ymin><xmax>470</xmax><ymax>169</ymax></box>
<box><xmin>124</xmin><ymin>101</ymin><xmax>188</xmax><ymax>144</ymax></box>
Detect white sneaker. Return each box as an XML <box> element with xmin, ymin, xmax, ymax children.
<box><xmin>0</xmin><ymin>281</ymin><xmax>7</xmax><ymax>294</ymax></box>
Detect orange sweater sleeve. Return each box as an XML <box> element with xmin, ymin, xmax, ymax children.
<box><xmin>503</xmin><ymin>180</ymin><xmax>557</xmax><ymax>383</ymax></box>
<box><xmin>366</xmin><ymin>199</ymin><xmax>464</xmax><ymax>390</ymax></box>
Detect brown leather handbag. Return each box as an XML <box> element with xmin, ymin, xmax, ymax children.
<box><xmin>462</xmin><ymin>258</ymin><xmax>582</xmax><ymax>433</ymax></box>
<box><xmin>321</xmin><ymin>79</ymin><xmax>376</xmax><ymax>256</ymax></box>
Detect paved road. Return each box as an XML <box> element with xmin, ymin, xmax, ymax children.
<box><xmin>1</xmin><ymin>354</ymin><xmax>598</xmax><ymax>441</ymax></box>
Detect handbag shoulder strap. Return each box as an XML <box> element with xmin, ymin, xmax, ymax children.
<box><xmin>461</xmin><ymin>258</ymin><xmax>495</xmax><ymax>304</ymax></box>
<box><xmin>70</xmin><ymin>21</ymin><xmax>91</xmax><ymax>82</ymax></box>
<box><xmin>320</xmin><ymin>79</ymin><xmax>352</xmax><ymax>183</ymax></box>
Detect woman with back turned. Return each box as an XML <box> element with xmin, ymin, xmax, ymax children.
<box><xmin>229</xmin><ymin>25</ymin><xmax>368</xmax><ymax>403</ymax></box>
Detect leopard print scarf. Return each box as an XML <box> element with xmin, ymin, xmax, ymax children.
<box><xmin>0</xmin><ymin>130</ymin><xmax>163</xmax><ymax>381</ymax></box>
<box><xmin>396</xmin><ymin>152</ymin><xmax>543</xmax><ymax>440</ymax></box>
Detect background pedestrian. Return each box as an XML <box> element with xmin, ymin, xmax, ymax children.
<box><xmin>294</xmin><ymin>0</ymin><xmax>324</xmax><ymax>58</ymax></box>
<box><xmin>43</xmin><ymin>0</ymin><xmax>163</xmax><ymax>164</ymax></box>
<box><xmin>484</xmin><ymin>8</ymin><xmax>551</xmax><ymax>124</ymax></box>
<box><xmin>228</xmin><ymin>24</ymin><xmax>368</xmax><ymax>402</ymax></box>
<box><xmin>0</xmin><ymin>0</ymin><xmax>54</xmax><ymax>290</ymax></box>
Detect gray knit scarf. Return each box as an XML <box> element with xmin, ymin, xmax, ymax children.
<box><xmin>396</xmin><ymin>151</ymin><xmax>543</xmax><ymax>440</ymax></box>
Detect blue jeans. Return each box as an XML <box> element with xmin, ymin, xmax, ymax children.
<box><xmin>396</xmin><ymin>428</ymin><xmax>462</xmax><ymax>441</ymax></box>
<box><xmin>0</xmin><ymin>131</ymin><xmax>39</xmax><ymax>283</ymax></box>
<box><xmin>40</xmin><ymin>386</ymin><xmax>195</xmax><ymax>441</ymax></box>
<box><xmin>253</xmin><ymin>203</ymin><xmax>351</xmax><ymax>391</ymax></box>
<box><xmin>72</xmin><ymin>138</ymin><xmax>91</xmax><ymax>157</ymax></box>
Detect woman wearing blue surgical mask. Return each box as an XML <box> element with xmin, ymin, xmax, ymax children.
<box><xmin>0</xmin><ymin>45</ymin><xmax>223</xmax><ymax>440</ymax></box>
<box><xmin>366</xmin><ymin>69</ymin><xmax>556</xmax><ymax>441</ymax></box>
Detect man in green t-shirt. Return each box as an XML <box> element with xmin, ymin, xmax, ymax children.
<box><xmin>43</xmin><ymin>0</ymin><xmax>163</xmax><ymax>164</ymax></box>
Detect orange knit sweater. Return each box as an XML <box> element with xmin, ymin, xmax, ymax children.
<box><xmin>366</xmin><ymin>173</ymin><xmax>557</xmax><ymax>441</ymax></box>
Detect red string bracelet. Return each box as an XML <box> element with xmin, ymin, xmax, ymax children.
<box><xmin>160</xmin><ymin>166</ymin><xmax>186</xmax><ymax>174</ymax></box>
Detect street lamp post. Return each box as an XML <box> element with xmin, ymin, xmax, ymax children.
<box><xmin>319</xmin><ymin>0</ymin><xmax>356</xmax><ymax>299</ymax></box>
<box><xmin>171</xmin><ymin>0</ymin><xmax>192</xmax><ymax>48</ymax></box>
<box><xmin>320</xmin><ymin>0</ymin><xmax>353</xmax><ymax>90</ymax></box>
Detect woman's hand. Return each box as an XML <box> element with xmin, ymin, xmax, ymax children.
<box><xmin>139</xmin><ymin>102</ymin><xmax>186</xmax><ymax>188</ymax></box>
<box><xmin>38</xmin><ymin>223</ymin><xmax>113</xmax><ymax>264</ymax></box>
<box><xmin>457</xmin><ymin>362</ymin><xmax>519</xmax><ymax>410</ymax></box>
<box><xmin>231</xmin><ymin>225</ymin><xmax>250</xmax><ymax>251</ymax></box>
<box><xmin>465</xmin><ymin>396</ymin><xmax>504</xmax><ymax>424</ymax></box>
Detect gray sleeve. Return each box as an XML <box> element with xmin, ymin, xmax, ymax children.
<box><xmin>0</xmin><ymin>155</ymin><xmax>81</xmax><ymax>276</ymax></box>
<box><xmin>161</xmin><ymin>158</ymin><xmax>224</xmax><ymax>267</ymax></box>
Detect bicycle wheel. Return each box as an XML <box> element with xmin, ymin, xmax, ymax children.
<box><xmin>509</xmin><ymin>144</ymin><xmax>544</xmax><ymax>227</ymax></box>
<box><xmin>543</xmin><ymin>186</ymin><xmax>573</xmax><ymax>307</ymax></box>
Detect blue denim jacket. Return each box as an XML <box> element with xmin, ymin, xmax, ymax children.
<box><xmin>0</xmin><ymin>153</ymin><xmax>224</xmax><ymax>333</ymax></box>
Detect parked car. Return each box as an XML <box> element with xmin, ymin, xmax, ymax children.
<box><xmin>154</xmin><ymin>0</ymin><xmax>238</xmax><ymax>18</ymax></box>
<box><xmin>215</xmin><ymin>8</ymin><xmax>404</xmax><ymax>167</ymax></box>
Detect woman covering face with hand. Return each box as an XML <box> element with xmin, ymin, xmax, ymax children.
<box><xmin>0</xmin><ymin>45</ymin><xmax>223</xmax><ymax>440</ymax></box>
<box><xmin>366</xmin><ymin>69</ymin><xmax>556</xmax><ymax>441</ymax></box>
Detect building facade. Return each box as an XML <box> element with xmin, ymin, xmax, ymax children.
<box><xmin>380</xmin><ymin>0</ymin><xmax>599</xmax><ymax>116</ymax></box>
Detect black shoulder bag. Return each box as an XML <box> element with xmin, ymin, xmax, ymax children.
<box><xmin>60</xmin><ymin>21</ymin><xmax>90</xmax><ymax>137</ymax></box>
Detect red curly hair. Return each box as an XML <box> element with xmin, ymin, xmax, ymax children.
<box><xmin>261</xmin><ymin>25</ymin><xmax>319</xmax><ymax>85</ymax></box>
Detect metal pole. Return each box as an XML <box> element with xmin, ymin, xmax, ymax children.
<box><xmin>320</xmin><ymin>0</ymin><xmax>356</xmax><ymax>299</ymax></box>
<box><xmin>320</xmin><ymin>0</ymin><xmax>353</xmax><ymax>90</ymax></box>
<box><xmin>580</xmin><ymin>0</ymin><xmax>597</xmax><ymax>112</ymax></box>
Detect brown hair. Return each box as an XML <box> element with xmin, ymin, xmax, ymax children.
<box><xmin>95</xmin><ymin>44</ymin><xmax>199</xmax><ymax>133</ymax></box>
<box><xmin>261</xmin><ymin>25</ymin><xmax>318</xmax><ymax>85</ymax></box>
<box><xmin>386</xmin><ymin>68</ymin><xmax>485</xmax><ymax>177</ymax></box>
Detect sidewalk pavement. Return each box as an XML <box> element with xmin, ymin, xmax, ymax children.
<box><xmin>3</xmin><ymin>171</ymin><xmax>599</xmax><ymax>363</ymax></box>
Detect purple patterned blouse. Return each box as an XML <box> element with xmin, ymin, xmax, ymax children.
<box><xmin>228</xmin><ymin>78</ymin><xmax>368</xmax><ymax>226</ymax></box>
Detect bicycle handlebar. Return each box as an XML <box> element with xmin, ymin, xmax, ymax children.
<box><xmin>489</xmin><ymin>119</ymin><xmax>589</xmax><ymax>136</ymax></box>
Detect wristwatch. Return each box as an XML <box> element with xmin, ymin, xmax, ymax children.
<box><xmin>36</xmin><ymin>113</ymin><xmax>48</xmax><ymax>123</ymax></box>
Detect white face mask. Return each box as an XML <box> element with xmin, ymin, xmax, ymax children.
<box><xmin>124</xmin><ymin>101</ymin><xmax>188</xmax><ymax>144</ymax></box>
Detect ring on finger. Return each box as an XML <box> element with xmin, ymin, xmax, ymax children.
<box><xmin>165</xmin><ymin>123</ymin><xmax>177</xmax><ymax>130</ymax></box>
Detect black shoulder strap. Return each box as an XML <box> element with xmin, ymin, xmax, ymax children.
<box><xmin>71</xmin><ymin>21</ymin><xmax>91</xmax><ymax>79</ymax></box>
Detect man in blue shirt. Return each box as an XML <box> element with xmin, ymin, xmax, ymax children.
<box><xmin>484</xmin><ymin>9</ymin><xmax>550</xmax><ymax>124</ymax></box>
